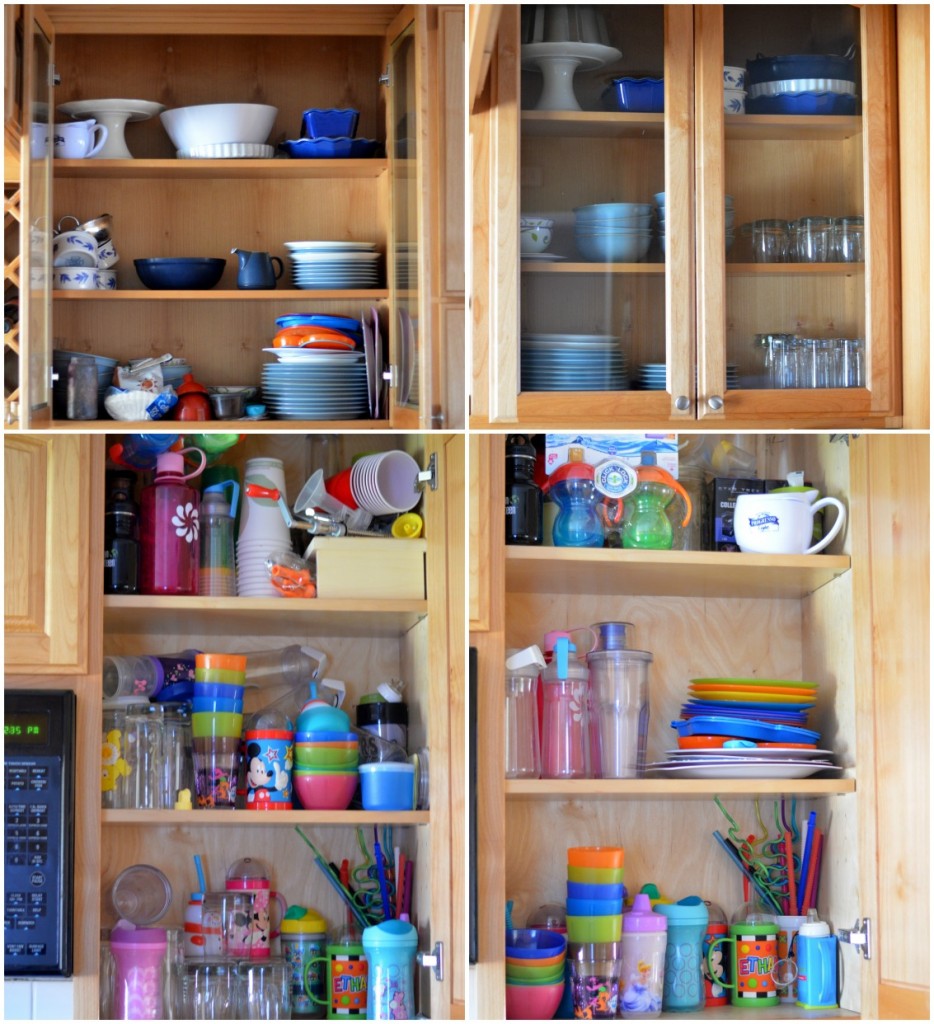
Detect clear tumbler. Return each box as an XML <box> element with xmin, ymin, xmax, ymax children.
<box><xmin>505</xmin><ymin>666</ymin><xmax>541</xmax><ymax>779</ymax></box>
<box><xmin>586</xmin><ymin>649</ymin><xmax>653</xmax><ymax>778</ymax></box>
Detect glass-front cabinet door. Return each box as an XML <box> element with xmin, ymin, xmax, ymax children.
<box><xmin>517</xmin><ymin>3</ymin><xmax>694</xmax><ymax>425</ymax></box>
<box><xmin>696</xmin><ymin>3</ymin><xmax>900</xmax><ymax>425</ymax></box>
<box><xmin>475</xmin><ymin>4</ymin><xmax>903</xmax><ymax>428</ymax></box>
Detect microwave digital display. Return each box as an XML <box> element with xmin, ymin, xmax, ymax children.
<box><xmin>4</xmin><ymin>711</ymin><xmax>50</xmax><ymax>745</ymax></box>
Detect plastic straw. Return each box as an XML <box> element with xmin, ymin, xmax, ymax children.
<box><xmin>801</xmin><ymin>828</ymin><xmax>823</xmax><ymax>912</ymax></box>
<box><xmin>712</xmin><ymin>831</ymin><xmax>783</xmax><ymax>914</ymax></box>
<box><xmin>784</xmin><ymin>830</ymin><xmax>797</xmax><ymax>916</ymax></box>
<box><xmin>373</xmin><ymin>826</ymin><xmax>393</xmax><ymax>921</ymax></box>
<box><xmin>797</xmin><ymin>812</ymin><xmax>817</xmax><ymax>913</ymax></box>
<box><xmin>194</xmin><ymin>855</ymin><xmax>207</xmax><ymax>894</ymax></box>
<box><xmin>294</xmin><ymin>827</ymin><xmax>370</xmax><ymax>931</ymax></box>
<box><xmin>402</xmin><ymin>860</ymin><xmax>414</xmax><ymax>919</ymax></box>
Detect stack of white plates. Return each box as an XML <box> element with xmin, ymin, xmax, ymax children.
<box><xmin>285</xmin><ymin>241</ymin><xmax>382</xmax><ymax>290</ymax></box>
<box><xmin>261</xmin><ymin>351</ymin><xmax>369</xmax><ymax>420</ymax></box>
<box><xmin>520</xmin><ymin>333</ymin><xmax>629</xmax><ymax>391</ymax></box>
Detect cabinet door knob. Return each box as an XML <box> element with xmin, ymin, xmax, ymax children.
<box><xmin>707</xmin><ymin>395</ymin><xmax>724</xmax><ymax>411</ymax></box>
<box><xmin>675</xmin><ymin>395</ymin><xmax>691</xmax><ymax>412</ymax></box>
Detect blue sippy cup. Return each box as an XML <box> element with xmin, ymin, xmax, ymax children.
<box><xmin>362</xmin><ymin>919</ymin><xmax>419</xmax><ymax>1020</ymax></box>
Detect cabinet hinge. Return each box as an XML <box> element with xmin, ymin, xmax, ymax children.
<box><xmin>417</xmin><ymin>940</ymin><xmax>443</xmax><ymax>981</ymax></box>
<box><xmin>49</xmin><ymin>367</ymin><xmax>59</xmax><ymax>387</ymax></box>
<box><xmin>49</xmin><ymin>64</ymin><xmax>60</xmax><ymax>87</ymax></box>
<box><xmin>378</xmin><ymin>65</ymin><xmax>391</xmax><ymax>87</ymax></box>
<box><xmin>837</xmin><ymin>917</ymin><xmax>872</xmax><ymax>960</ymax></box>
<box><xmin>830</xmin><ymin>433</ymin><xmax>859</xmax><ymax>446</ymax></box>
<box><xmin>383</xmin><ymin>365</ymin><xmax>397</xmax><ymax>389</ymax></box>
<box><xmin>430</xmin><ymin>406</ymin><xmax>445</xmax><ymax>429</ymax></box>
<box><xmin>417</xmin><ymin>452</ymin><xmax>438</xmax><ymax>492</ymax></box>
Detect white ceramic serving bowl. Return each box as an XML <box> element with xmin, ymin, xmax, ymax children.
<box><xmin>160</xmin><ymin>103</ymin><xmax>278</xmax><ymax>149</ymax></box>
<box><xmin>520</xmin><ymin>215</ymin><xmax>555</xmax><ymax>229</ymax></box>
<box><xmin>576</xmin><ymin>232</ymin><xmax>652</xmax><ymax>262</ymax></box>
<box><xmin>576</xmin><ymin>214</ymin><xmax>654</xmax><ymax>230</ymax></box>
<box><xmin>575</xmin><ymin>202</ymin><xmax>653</xmax><ymax>219</ymax></box>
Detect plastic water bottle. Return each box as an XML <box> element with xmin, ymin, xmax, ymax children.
<box><xmin>199</xmin><ymin>480</ymin><xmax>239</xmax><ymax>597</ymax></box>
<box><xmin>140</xmin><ymin>448</ymin><xmax>206</xmax><ymax>595</ymax></box>
<box><xmin>795</xmin><ymin>911</ymin><xmax>838</xmax><ymax>1009</ymax></box>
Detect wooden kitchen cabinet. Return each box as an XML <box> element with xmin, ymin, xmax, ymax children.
<box><xmin>13</xmin><ymin>4</ymin><xmax>464</xmax><ymax>431</ymax></box>
<box><xmin>3</xmin><ymin>430</ymin><xmax>465</xmax><ymax>1019</ymax></box>
<box><xmin>469</xmin><ymin>432</ymin><xmax>929</xmax><ymax>1019</ymax></box>
<box><xmin>471</xmin><ymin>4</ymin><xmax>923</xmax><ymax>429</ymax></box>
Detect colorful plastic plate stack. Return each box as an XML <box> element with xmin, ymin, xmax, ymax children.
<box><xmin>565</xmin><ymin>847</ymin><xmax>624</xmax><ymax>943</ymax></box>
<box><xmin>505</xmin><ymin>928</ymin><xmax>567</xmax><ymax>1021</ymax></box>
<box><xmin>648</xmin><ymin>677</ymin><xmax>841</xmax><ymax>778</ymax></box>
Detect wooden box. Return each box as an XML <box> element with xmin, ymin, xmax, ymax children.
<box><xmin>309</xmin><ymin>537</ymin><xmax>427</xmax><ymax>600</ymax></box>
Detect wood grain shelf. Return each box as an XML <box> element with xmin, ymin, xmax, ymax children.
<box><xmin>102</xmin><ymin>809</ymin><xmax>429</xmax><ymax>826</ymax></box>
<box><xmin>521</xmin><ymin>110</ymin><xmax>665</xmax><ymax>139</ymax></box>
<box><xmin>505</xmin><ymin>779</ymin><xmax>856</xmax><ymax>800</ymax></box>
<box><xmin>520</xmin><ymin>262</ymin><xmax>664</xmax><ymax>274</ymax></box>
<box><xmin>505</xmin><ymin>548</ymin><xmax>851</xmax><ymax>599</ymax></box>
<box><xmin>103</xmin><ymin>596</ymin><xmax>427</xmax><ymax>637</ymax></box>
<box><xmin>53</xmin><ymin>158</ymin><xmax>388</xmax><ymax>180</ymax></box>
<box><xmin>726</xmin><ymin>263</ymin><xmax>865</xmax><ymax>277</ymax></box>
<box><xmin>53</xmin><ymin>289</ymin><xmax>389</xmax><ymax>301</ymax></box>
<box><xmin>725</xmin><ymin>114</ymin><xmax>862</xmax><ymax>141</ymax></box>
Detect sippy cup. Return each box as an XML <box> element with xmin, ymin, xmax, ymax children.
<box><xmin>543</xmin><ymin>447</ymin><xmax>604</xmax><ymax>547</ymax></box>
<box><xmin>620</xmin><ymin>453</ymin><xmax>692</xmax><ymax>550</ymax></box>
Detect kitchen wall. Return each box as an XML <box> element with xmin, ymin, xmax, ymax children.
<box><xmin>4</xmin><ymin>979</ymin><xmax>74</xmax><ymax>1019</ymax></box>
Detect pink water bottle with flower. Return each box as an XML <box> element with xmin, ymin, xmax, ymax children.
<box><xmin>140</xmin><ymin>447</ymin><xmax>206</xmax><ymax>595</ymax></box>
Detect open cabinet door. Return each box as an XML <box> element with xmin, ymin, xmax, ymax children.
<box><xmin>19</xmin><ymin>3</ymin><xmax>54</xmax><ymax>425</ymax></box>
<box><xmin>850</xmin><ymin>434</ymin><xmax>930</xmax><ymax>1019</ymax></box>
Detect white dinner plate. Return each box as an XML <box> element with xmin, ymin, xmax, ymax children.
<box><xmin>645</xmin><ymin>761</ymin><xmax>841</xmax><ymax>779</ymax></box>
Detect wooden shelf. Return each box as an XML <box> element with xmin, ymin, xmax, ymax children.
<box><xmin>726</xmin><ymin>263</ymin><xmax>865</xmax><ymax>277</ymax></box>
<box><xmin>505</xmin><ymin>547</ymin><xmax>851</xmax><ymax>599</ymax></box>
<box><xmin>53</xmin><ymin>289</ymin><xmax>389</xmax><ymax>301</ymax></box>
<box><xmin>33</xmin><ymin>417</ymin><xmax>392</xmax><ymax>431</ymax></box>
<box><xmin>53</xmin><ymin>158</ymin><xmax>388</xmax><ymax>180</ymax></box>
<box><xmin>521</xmin><ymin>110</ymin><xmax>665</xmax><ymax>139</ymax></box>
<box><xmin>725</xmin><ymin>114</ymin><xmax>862</xmax><ymax>141</ymax></box>
<box><xmin>102</xmin><ymin>809</ymin><xmax>429</xmax><ymax>826</ymax></box>
<box><xmin>521</xmin><ymin>261</ymin><xmax>664</xmax><ymax>274</ymax></box>
<box><xmin>506</xmin><ymin>779</ymin><xmax>856</xmax><ymax>800</ymax></box>
<box><xmin>103</xmin><ymin>596</ymin><xmax>427</xmax><ymax>638</ymax></box>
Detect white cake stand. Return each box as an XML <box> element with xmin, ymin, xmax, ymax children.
<box><xmin>521</xmin><ymin>42</ymin><xmax>622</xmax><ymax>111</ymax></box>
<box><xmin>56</xmin><ymin>99</ymin><xmax>166</xmax><ymax>159</ymax></box>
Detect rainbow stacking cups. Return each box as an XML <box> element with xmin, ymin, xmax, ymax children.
<box><xmin>505</xmin><ymin>928</ymin><xmax>567</xmax><ymax>1020</ymax></box>
<box><xmin>191</xmin><ymin>654</ymin><xmax>246</xmax><ymax>807</ymax></box>
<box><xmin>566</xmin><ymin>847</ymin><xmax>624</xmax><ymax>943</ymax></box>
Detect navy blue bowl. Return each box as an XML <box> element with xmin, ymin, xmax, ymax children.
<box><xmin>745</xmin><ymin>92</ymin><xmax>857</xmax><ymax>116</ymax></box>
<box><xmin>301</xmin><ymin>107</ymin><xmax>359</xmax><ymax>139</ymax></box>
<box><xmin>746</xmin><ymin>53</ymin><xmax>856</xmax><ymax>87</ymax></box>
<box><xmin>135</xmin><ymin>258</ymin><xmax>226</xmax><ymax>290</ymax></box>
<box><xmin>602</xmin><ymin>77</ymin><xmax>664</xmax><ymax>113</ymax></box>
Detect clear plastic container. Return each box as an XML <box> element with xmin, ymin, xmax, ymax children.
<box><xmin>587</xmin><ymin>649</ymin><xmax>653</xmax><ymax>778</ymax></box>
<box><xmin>541</xmin><ymin>638</ymin><xmax>591</xmax><ymax>779</ymax></box>
<box><xmin>505</xmin><ymin>648</ymin><xmax>544</xmax><ymax>779</ymax></box>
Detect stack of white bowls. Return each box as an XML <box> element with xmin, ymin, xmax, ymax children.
<box><xmin>574</xmin><ymin>203</ymin><xmax>653</xmax><ymax>263</ymax></box>
<box><xmin>655</xmin><ymin>193</ymin><xmax>734</xmax><ymax>253</ymax></box>
<box><xmin>349</xmin><ymin>451</ymin><xmax>421</xmax><ymax>515</ymax></box>
<box><xmin>237</xmin><ymin>457</ymin><xmax>292</xmax><ymax>598</ymax></box>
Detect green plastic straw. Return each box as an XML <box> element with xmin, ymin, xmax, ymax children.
<box><xmin>294</xmin><ymin>827</ymin><xmax>370</xmax><ymax>931</ymax></box>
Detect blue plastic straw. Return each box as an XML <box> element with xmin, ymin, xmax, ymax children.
<box><xmin>373</xmin><ymin>826</ymin><xmax>393</xmax><ymax>921</ymax></box>
<box><xmin>797</xmin><ymin>811</ymin><xmax>817</xmax><ymax>913</ymax></box>
<box><xmin>194</xmin><ymin>855</ymin><xmax>207</xmax><ymax>894</ymax></box>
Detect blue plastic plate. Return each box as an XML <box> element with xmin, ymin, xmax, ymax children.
<box><xmin>671</xmin><ymin>716</ymin><xmax>820</xmax><ymax>743</ymax></box>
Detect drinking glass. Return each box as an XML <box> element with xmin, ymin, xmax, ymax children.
<box><xmin>176</xmin><ymin>960</ymin><xmax>237</xmax><ymax>1020</ymax></box>
<box><xmin>795</xmin><ymin>216</ymin><xmax>834</xmax><ymax>262</ymax></box>
<box><xmin>835</xmin><ymin>216</ymin><xmax>865</xmax><ymax>262</ymax></box>
<box><xmin>834</xmin><ymin>338</ymin><xmax>864</xmax><ymax>388</ymax></box>
<box><xmin>752</xmin><ymin>219</ymin><xmax>789</xmax><ymax>263</ymax></box>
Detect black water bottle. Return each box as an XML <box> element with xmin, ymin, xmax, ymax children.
<box><xmin>104</xmin><ymin>474</ymin><xmax>140</xmax><ymax>593</ymax></box>
<box><xmin>505</xmin><ymin>434</ymin><xmax>543</xmax><ymax>545</ymax></box>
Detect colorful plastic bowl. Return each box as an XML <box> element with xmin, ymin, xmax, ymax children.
<box><xmin>567</xmin><ymin>846</ymin><xmax>625</xmax><ymax>870</ymax></box>
<box><xmin>192</xmin><ymin>681</ymin><xmax>246</xmax><ymax>701</ymax></box>
<box><xmin>191</xmin><ymin>697</ymin><xmax>243</xmax><ymax>715</ymax></box>
<box><xmin>293</xmin><ymin>771</ymin><xmax>358</xmax><ymax>811</ymax></box>
<box><xmin>294</xmin><ymin>730</ymin><xmax>356</xmax><ymax>743</ymax></box>
<box><xmin>194</xmin><ymin>666</ymin><xmax>246</xmax><ymax>684</ymax></box>
<box><xmin>195</xmin><ymin>653</ymin><xmax>247</xmax><ymax>673</ymax></box>
<box><xmin>358</xmin><ymin>762</ymin><xmax>415</xmax><ymax>811</ymax></box>
<box><xmin>566</xmin><ymin>881</ymin><xmax>625</xmax><ymax>901</ymax></box>
<box><xmin>566</xmin><ymin>914</ymin><xmax>623</xmax><ymax>944</ymax></box>
<box><xmin>565</xmin><ymin>896</ymin><xmax>624</xmax><ymax>917</ymax></box>
<box><xmin>191</xmin><ymin>711</ymin><xmax>243</xmax><ymax>739</ymax></box>
<box><xmin>294</xmin><ymin>746</ymin><xmax>359</xmax><ymax>768</ymax></box>
<box><xmin>566</xmin><ymin>865</ymin><xmax>625</xmax><ymax>885</ymax></box>
<box><xmin>505</xmin><ymin>929</ymin><xmax>567</xmax><ymax>961</ymax></box>
<box><xmin>505</xmin><ymin>950</ymin><xmax>566</xmax><ymax>970</ymax></box>
<box><xmin>505</xmin><ymin>981</ymin><xmax>564</xmax><ymax>1020</ymax></box>
<box><xmin>505</xmin><ymin>963</ymin><xmax>566</xmax><ymax>984</ymax></box>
